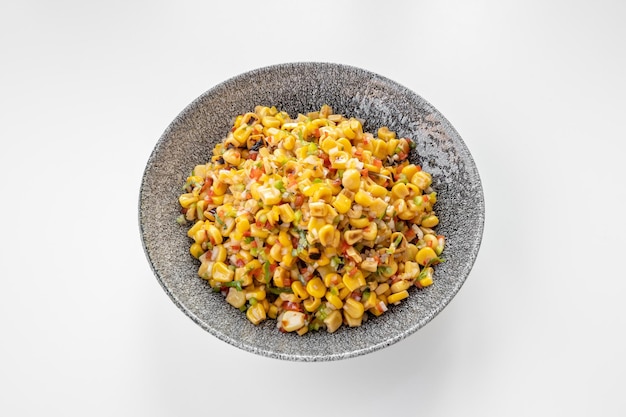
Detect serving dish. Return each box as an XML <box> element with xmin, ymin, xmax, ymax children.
<box><xmin>139</xmin><ymin>62</ymin><xmax>484</xmax><ymax>361</ymax></box>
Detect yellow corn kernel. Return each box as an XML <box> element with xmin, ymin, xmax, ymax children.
<box><xmin>419</xmin><ymin>267</ymin><xmax>434</xmax><ymax>287</ymax></box>
<box><xmin>246</xmin><ymin>303</ymin><xmax>266</xmax><ymax>325</ymax></box>
<box><xmin>423</xmin><ymin>233</ymin><xmax>438</xmax><ymax>249</ymax></box>
<box><xmin>337</xmin><ymin>286</ymin><xmax>350</xmax><ymax>300</ymax></box>
<box><xmin>268</xmin><ymin>304</ymin><xmax>279</xmax><ymax>319</ymax></box>
<box><xmin>246</xmin><ymin>287</ymin><xmax>266</xmax><ymax>301</ymax></box>
<box><xmin>321</xmin><ymin>137</ymin><xmax>338</xmax><ymax>153</ymax></box>
<box><xmin>331</xmin><ymin>192</ymin><xmax>352</xmax><ymax>214</ymax></box>
<box><xmin>261</xmin><ymin>115</ymin><xmax>281</xmax><ymax>128</ymax></box>
<box><xmin>212</xmin><ymin>180</ymin><xmax>228</xmax><ymax>196</ymax></box>
<box><xmin>304</xmin><ymin>296</ymin><xmax>321</xmax><ymax>312</ymax></box>
<box><xmin>348</xmin><ymin>217</ymin><xmax>369</xmax><ymax>229</ymax></box>
<box><xmin>404</xmin><ymin>261</ymin><xmax>420</xmax><ymax>279</ymax></box>
<box><xmin>354</xmin><ymin>190</ymin><xmax>375</xmax><ymax>207</ymax></box>
<box><xmin>307</xmin><ymin>217</ymin><xmax>326</xmax><ymax>234</ymax></box>
<box><xmin>377</xmin><ymin>126</ymin><xmax>396</xmax><ymax>140</ymax></box>
<box><xmin>258</xmin><ymin>185</ymin><xmax>281</xmax><ymax>206</ymax></box>
<box><xmin>250</xmin><ymin>224</ymin><xmax>269</xmax><ymax>239</ymax></box>
<box><xmin>190</xmin><ymin>243</ymin><xmax>204</xmax><ymax>259</ymax></box>
<box><xmin>360</xmin><ymin>258</ymin><xmax>378</xmax><ymax>272</ymax></box>
<box><xmin>309</xmin><ymin>201</ymin><xmax>328</xmax><ymax>217</ymax></box>
<box><xmin>269</xmin><ymin>244</ymin><xmax>283</xmax><ymax>263</ymax></box>
<box><xmin>330</xmin><ymin>151</ymin><xmax>349</xmax><ymax>169</ymax></box>
<box><xmin>343</xmin><ymin>298</ymin><xmax>365</xmax><ymax>319</ymax></box>
<box><xmin>198</xmin><ymin>261</ymin><xmax>213</xmax><ymax>280</ymax></box>
<box><xmin>372</xmin><ymin>139</ymin><xmax>388</xmax><ymax>159</ymax></box>
<box><xmin>273</xmin><ymin>231</ymin><xmax>289</xmax><ymax>249</ymax></box>
<box><xmin>272</xmin><ymin>266</ymin><xmax>289</xmax><ymax>287</ymax></box>
<box><xmin>204</xmin><ymin>224</ymin><xmax>223</xmax><ymax>245</ymax></box>
<box><xmin>391</xmin><ymin>182</ymin><xmax>409</xmax><ymax>200</ymax></box>
<box><xmin>343</xmin><ymin>229</ymin><xmax>363</xmax><ymax>245</ymax></box>
<box><xmin>250</xmin><ymin>182</ymin><xmax>261</xmax><ymax>200</ymax></box>
<box><xmin>235</xmin><ymin>217</ymin><xmax>250</xmax><ymax>234</ymax></box>
<box><xmin>214</xmin><ymin>245</ymin><xmax>227</xmax><ymax>262</ymax></box>
<box><xmin>323</xmin><ymin>273</ymin><xmax>341</xmax><ymax>288</ymax></box>
<box><xmin>342</xmin><ymin>270</ymin><xmax>366</xmax><ymax>292</ymax></box>
<box><xmin>233</xmin><ymin>124</ymin><xmax>253</xmax><ymax>145</ymax></box>
<box><xmin>391</xmin><ymin>279</ymin><xmax>412</xmax><ymax>293</ymax></box>
<box><xmin>225</xmin><ymin>287</ymin><xmax>246</xmax><ymax>309</ymax></box>
<box><xmin>416</xmin><ymin>246</ymin><xmax>438</xmax><ymax>266</ymax></box>
<box><xmin>421</xmin><ymin>215</ymin><xmax>439</xmax><ymax>228</ymax></box>
<box><xmin>362</xmin><ymin>291</ymin><xmax>378</xmax><ymax>310</ymax></box>
<box><xmin>291</xmin><ymin>281</ymin><xmax>309</xmax><ymax>300</ymax></box>
<box><xmin>411</xmin><ymin>171</ymin><xmax>432</xmax><ymax>190</ymax></box>
<box><xmin>179</xmin><ymin>193</ymin><xmax>198</xmax><ymax>209</ymax></box>
<box><xmin>278</xmin><ymin>203</ymin><xmax>295</xmax><ymax>223</ymax></box>
<box><xmin>212</xmin><ymin>261</ymin><xmax>234</xmax><ymax>283</ymax></box>
<box><xmin>368</xmin><ymin>183</ymin><xmax>388</xmax><ymax>198</ymax></box>
<box><xmin>187</xmin><ymin>220</ymin><xmax>205</xmax><ymax>238</ymax></box>
<box><xmin>318</xmin><ymin>224</ymin><xmax>336</xmax><ymax>247</ymax></box>
<box><xmin>375</xmin><ymin>282</ymin><xmax>390</xmax><ymax>295</ymax></box>
<box><xmin>324</xmin><ymin>310</ymin><xmax>343</xmax><ymax>333</ymax></box>
<box><xmin>341</xmin><ymin>168</ymin><xmax>361</xmax><ymax>191</ymax></box>
<box><xmin>336</xmin><ymin>137</ymin><xmax>352</xmax><ymax>154</ymax></box>
<box><xmin>362</xmin><ymin>222</ymin><xmax>378</xmax><ymax>241</ymax></box>
<box><xmin>344</xmin><ymin>311</ymin><xmax>362</xmax><ymax>327</ymax></box>
<box><xmin>222</xmin><ymin>148</ymin><xmax>241</xmax><ymax>166</ymax></box>
<box><xmin>325</xmin><ymin>291</ymin><xmax>344</xmax><ymax>309</ymax></box>
<box><xmin>386</xmin><ymin>138</ymin><xmax>400</xmax><ymax>156</ymax></box>
<box><xmin>369</xmin><ymin>198</ymin><xmax>388</xmax><ymax>219</ymax></box>
<box><xmin>401</xmin><ymin>164</ymin><xmax>420</xmax><ymax>180</ymax></box>
<box><xmin>313</xmin><ymin>185</ymin><xmax>333</xmax><ymax>202</ymax></box>
<box><xmin>387</xmin><ymin>290</ymin><xmax>409</xmax><ymax>304</ymax></box>
<box><xmin>306</xmin><ymin>277</ymin><xmax>326</xmax><ymax>299</ymax></box>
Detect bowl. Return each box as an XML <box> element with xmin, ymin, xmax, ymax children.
<box><xmin>139</xmin><ymin>62</ymin><xmax>484</xmax><ymax>361</ymax></box>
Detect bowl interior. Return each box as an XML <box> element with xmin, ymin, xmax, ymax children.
<box><xmin>139</xmin><ymin>62</ymin><xmax>484</xmax><ymax>361</ymax></box>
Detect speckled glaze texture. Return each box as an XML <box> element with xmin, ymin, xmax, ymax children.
<box><xmin>139</xmin><ymin>62</ymin><xmax>484</xmax><ymax>361</ymax></box>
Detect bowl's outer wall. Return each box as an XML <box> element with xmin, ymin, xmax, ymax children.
<box><xmin>139</xmin><ymin>62</ymin><xmax>484</xmax><ymax>361</ymax></box>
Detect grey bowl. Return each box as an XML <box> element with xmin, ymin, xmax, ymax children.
<box><xmin>139</xmin><ymin>62</ymin><xmax>484</xmax><ymax>361</ymax></box>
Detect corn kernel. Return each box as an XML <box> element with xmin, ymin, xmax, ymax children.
<box><xmin>342</xmin><ymin>270</ymin><xmax>366</xmax><ymax>292</ymax></box>
<box><xmin>323</xmin><ymin>272</ymin><xmax>341</xmax><ymax>288</ymax></box>
<box><xmin>304</xmin><ymin>297</ymin><xmax>321</xmax><ymax>312</ymax></box>
<box><xmin>387</xmin><ymin>290</ymin><xmax>409</xmax><ymax>304</ymax></box>
<box><xmin>190</xmin><ymin>243</ymin><xmax>204</xmax><ymax>259</ymax></box>
<box><xmin>179</xmin><ymin>193</ymin><xmax>198</xmax><ymax>208</ymax></box>
<box><xmin>291</xmin><ymin>281</ymin><xmax>309</xmax><ymax>299</ymax></box>
<box><xmin>411</xmin><ymin>171</ymin><xmax>432</xmax><ymax>190</ymax></box>
<box><xmin>212</xmin><ymin>261</ymin><xmax>234</xmax><ymax>282</ymax></box>
<box><xmin>354</xmin><ymin>190</ymin><xmax>375</xmax><ymax>207</ymax></box>
<box><xmin>246</xmin><ymin>303</ymin><xmax>266</xmax><ymax>325</ymax></box>
<box><xmin>391</xmin><ymin>279</ymin><xmax>412</xmax><ymax>293</ymax></box>
<box><xmin>377</xmin><ymin>126</ymin><xmax>396</xmax><ymax>141</ymax></box>
<box><xmin>421</xmin><ymin>215</ymin><xmax>439</xmax><ymax>228</ymax></box>
<box><xmin>324</xmin><ymin>310</ymin><xmax>343</xmax><ymax>333</ymax></box>
<box><xmin>204</xmin><ymin>224</ymin><xmax>223</xmax><ymax>245</ymax></box>
<box><xmin>391</xmin><ymin>182</ymin><xmax>409</xmax><ymax>200</ymax></box>
<box><xmin>332</xmin><ymin>192</ymin><xmax>352</xmax><ymax>214</ymax></box>
<box><xmin>343</xmin><ymin>298</ymin><xmax>365</xmax><ymax>318</ymax></box>
<box><xmin>306</xmin><ymin>277</ymin><xmax>326</xmax><ymax>299</ymax></box>
<box><xmin>348</xmin><ymin>217</ymin><xmax>369</xmax><ymax>229</ymax></box>
<box><xmin>362</xmin><ymin>222</ymin><xmax>378</xmax><ymax>241</ymax></box>
<box><xmin>278</xmin><ymin>203</ymin><xmax>295</xmax><ymax>223</ymax></box>
<box><xmin>226</xmin><ymin>287</ymin><xmax>246</xmax><ymax>309</ymax></box>
<box><xmin>344</xmin><ymin>311</ymin><xmax>362</xmax><ymax>327</ymax></box>
<box><xmin>325</xmin><ymin>291</ymin><xmax>344</xmax><ymax>309</ymax></box>
<box><xmin>416</xmin><ymin>246</ymin><xmax>438</xmax><ymax>266</ymax></box>
<box><xmin>342</xmin><ymin>168</ymin><xmax>361</xmax><ymax>191</ymax></box>
<box><xmin>246</xmin><ymin>287</ymin><xmax>266</xmax><ymax>301</ymax></box>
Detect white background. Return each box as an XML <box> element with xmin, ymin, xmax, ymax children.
<box><xmin>1</xmin><ymin>1</ymin><xmax>625</xmax><ymax>416</ymax></box>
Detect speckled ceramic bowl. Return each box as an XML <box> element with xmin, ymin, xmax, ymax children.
<box><xmin>139</xmin><ymin>62</ymin><xmax>484</xmax><ymax>361</ymax></box>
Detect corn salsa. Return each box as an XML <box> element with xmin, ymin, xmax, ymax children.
<box><xmin>177</xmin><ymin>105</ymin><xmax>445</xmax><ymax>334</ymax></box>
